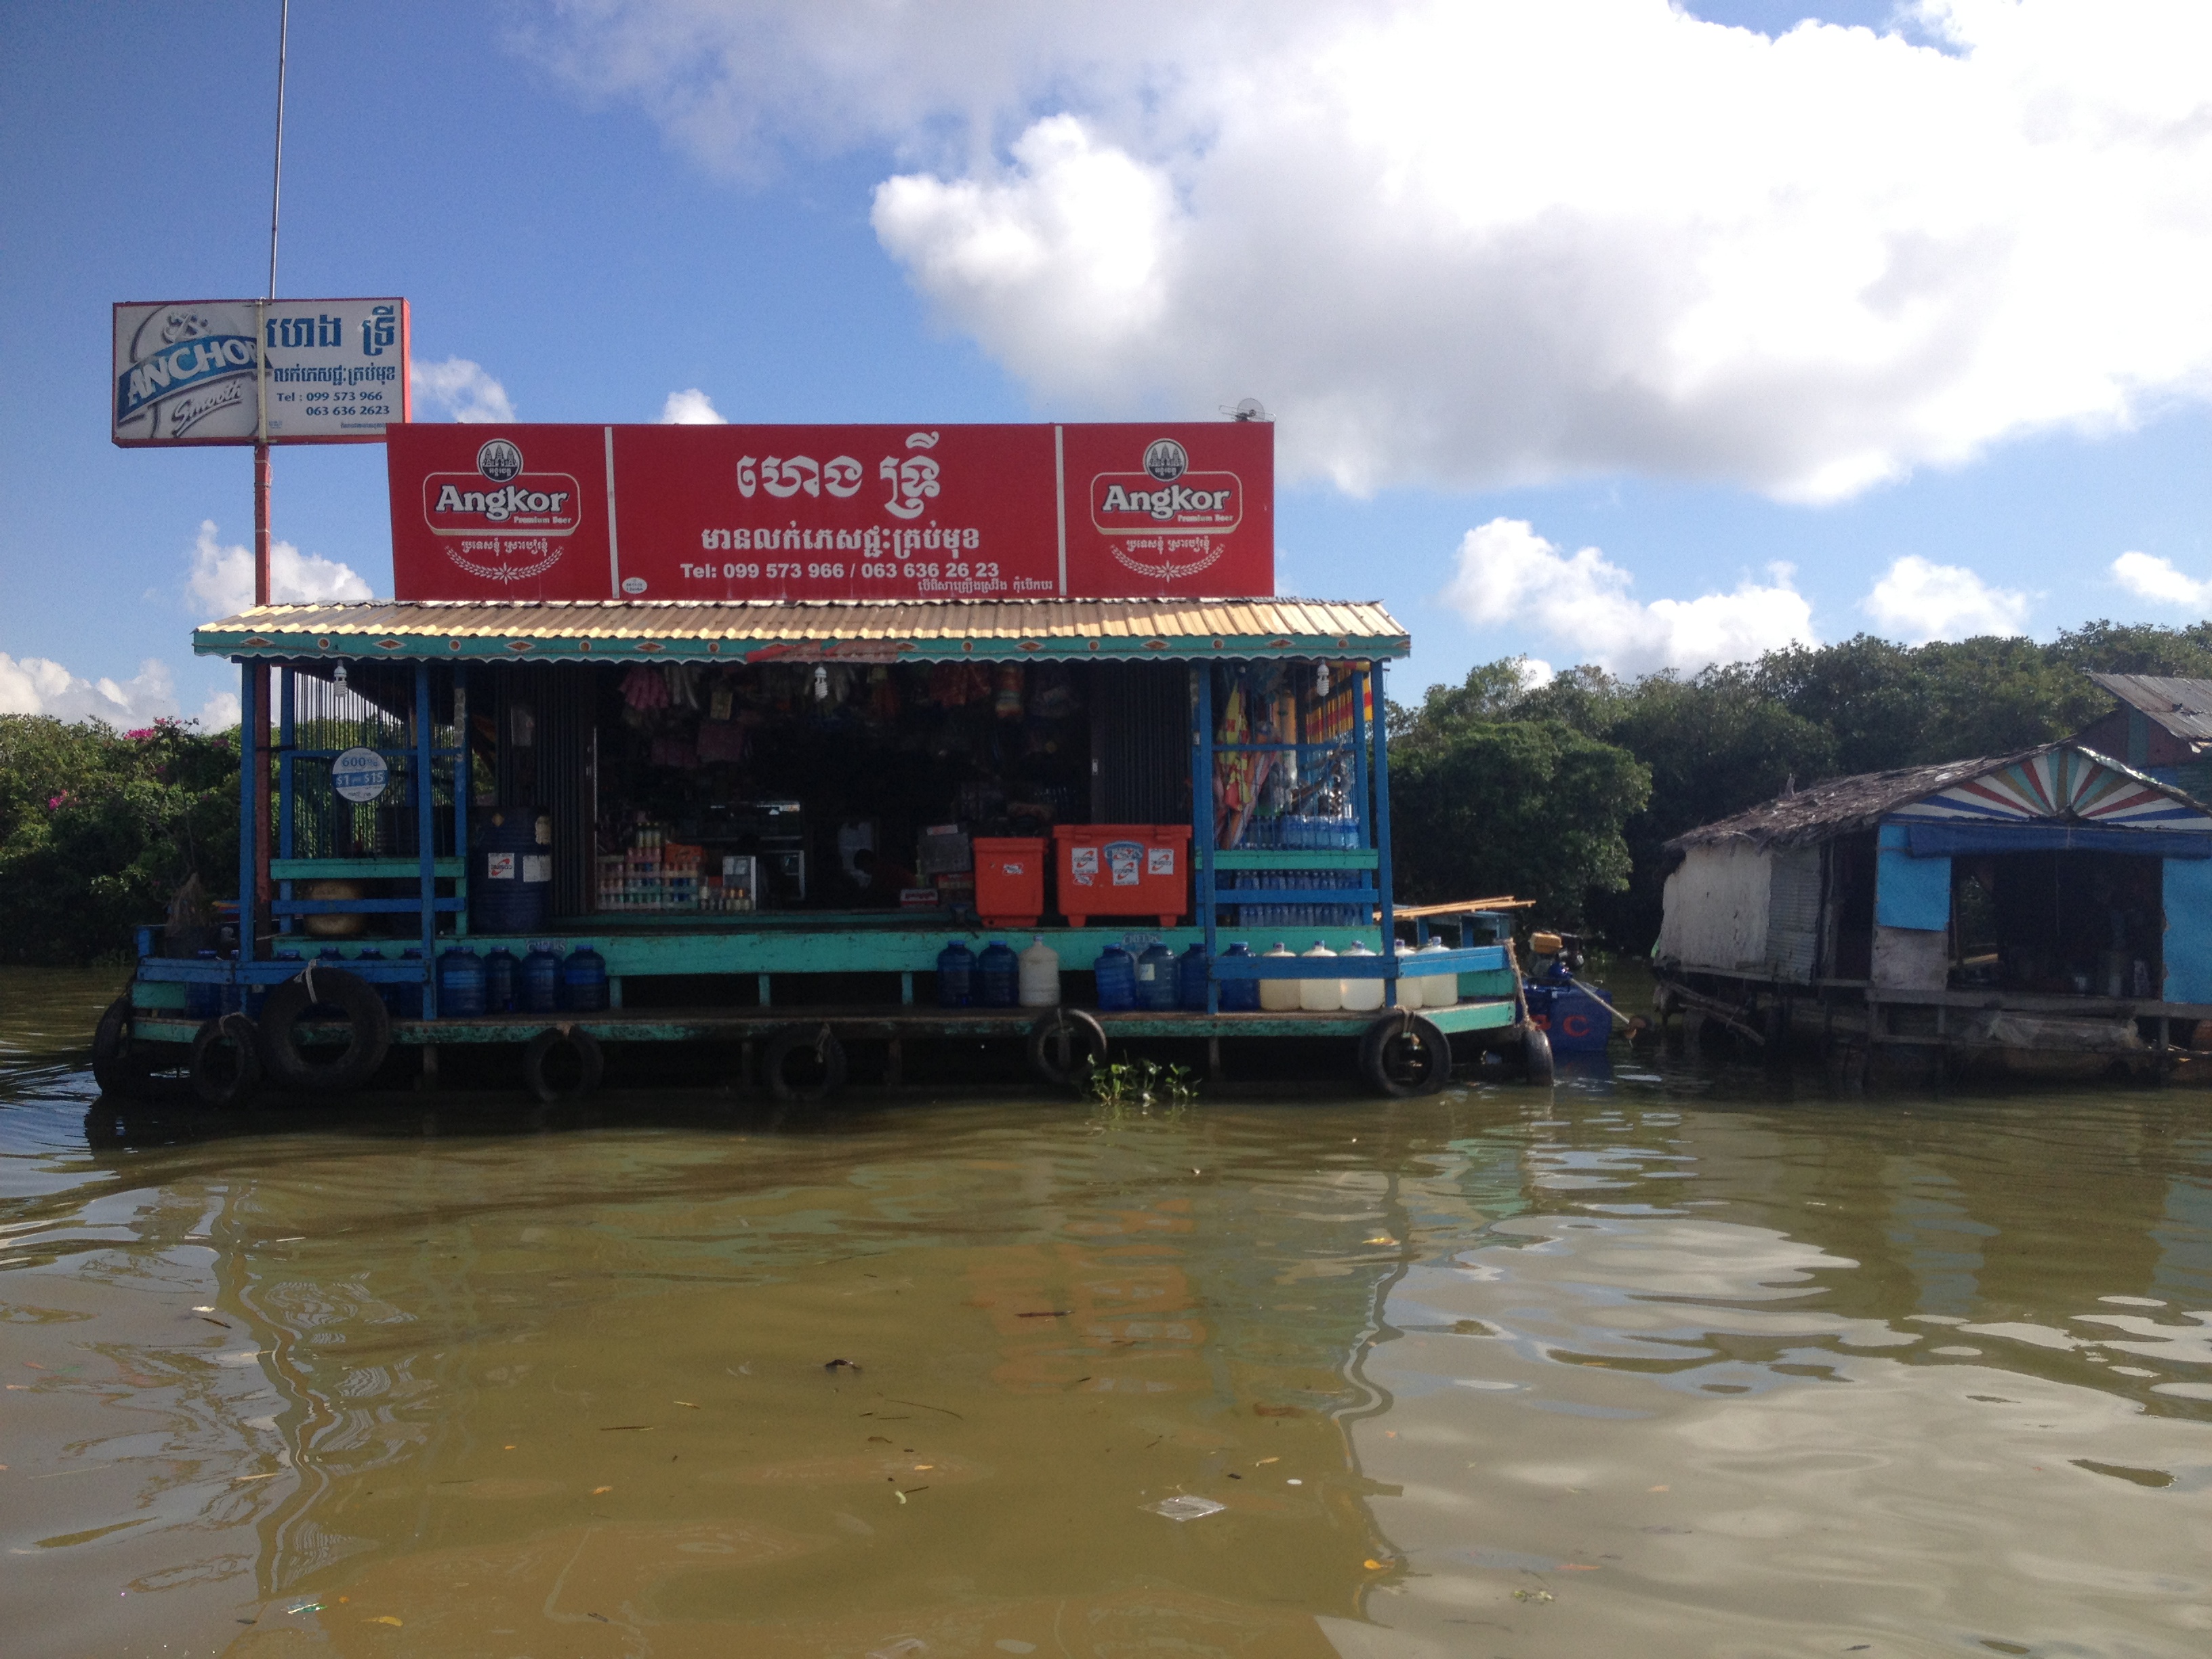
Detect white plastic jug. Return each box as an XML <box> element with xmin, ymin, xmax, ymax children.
<box><xmin>1259</xmin><ymin>943</ymin><xmax>1303</xmax><ymax>1011</ymax></box>
<box><xmin>1339</xmin><ymin>941</ymin><xmax>1383</xmax><ymax>1011</ymax></box>
<box><xmin>1390</xmin><ymin>942</ymin><xmax>1425</xmax><ymax>1009</ymax></box>
<box><xmin>1299</xmin><ymin>941</ymin><xmax>1343</xmax><ymax>1011</ymax></box>
<box><xmin>1418</xmin><ymin>938</ymin><xmax>1457</xmax><ymax>1007</ymax></box>
<box><xmin>1019</xmin><ymin>935</ymin><xmax>1062</xmax><ymax>1007</ymax></box>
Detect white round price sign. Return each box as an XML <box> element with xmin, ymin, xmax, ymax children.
<box><xmin>331</xmin><ymin>746</ymin><xmax>391</xmax><ymax>804</ymax></box>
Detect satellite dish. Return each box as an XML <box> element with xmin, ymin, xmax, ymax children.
<box><xmin>1221</xmin><ymin>397</ymin><xmax>1271</xmax><ymax>422</ymax></box>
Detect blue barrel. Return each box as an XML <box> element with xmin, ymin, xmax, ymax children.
<box><xmin>471</xmin><ymin>807</ymin><xmax>553</xmax><ymax>935</ymax></box>
<box><xmin>936</xmin><ymin>941</ymin><xmax>976</xmax><ymax>1008</ymax></box>
<box><xmin>1218</xmin><ymin>942</ymin><xmax>1261</xmax><ymax>1011</ymax></box>
<box><xmin>978</xmin><ymin>941</ymin><xmax>1018</xmax><ymax>1008</ymax></box>
<box><xmin>396</xmin><ymin>947</ymin><xmax>426</xmax><ymax>1017</ymax></box>
<box><xmin>1176</xmin><ymin>944</ymin><xmax>1210</xmax><ymax>1010</ymax></box>
<box><xmin>438</xmin><ymin>947</ymin><xmax>486</xmax><ymax>1018</ymax></box>
<box><xmin>520</xmin><ymin>945</ymin><xmax>561</xmax><ymax>1014</ymax></box>
<box><xmin>1094</xmin><ymin>946</ymin><xmax>1136</xmax><ymax>1011</ymax></box>
<box><xmin>560</xmin><ymin>947</ymin><xmax>609</xmax><ymax>1012</ymax></box>
<box><xmin>483</xmin><ymin>947</ymin><xmax>518</xmax><ymax>1013</ymax></box>
<box><xmin>1136</xmin><ymin>942</ymin><xmax>1177</xmax><ymax>1011</ymax></box>
<box><xmin>1530</xmin><ymin>983</ymin><xmax>1612</xmax><ymax>1054</ymax></box>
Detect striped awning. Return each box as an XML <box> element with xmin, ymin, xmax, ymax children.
<box><xmin>192</xmin><ymin>597</ymin><xmax>1410</xmax><ymax>664</ymax></box>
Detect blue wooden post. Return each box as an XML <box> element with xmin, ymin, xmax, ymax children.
<box><xmin>276</xmin><ymin>666</ymin><xmax>295</xmax><ymax>933</ymax></box>
<box><xmin>1372</xmin><ymin>661</ymin><xmax>1397</xmax><ymax>1006</ymax></box>
<box><xmin>451</xmin><ymin>665</ymin><xmax>470</xmax><ymax>937</ymax></box>
<box><xmin>1350</xmin><ymin>666</ymin><xmax>1368</xmax><ymax>845</ymax></box>
<box><xmin>1193</xmin><ymin>664</ymin><xmax>1218</xmax><ymax>1012</ymax></box>
<box><xmin>415</xmin><ymin>663</ymin><xmax>438</xmax><ymax>1017</ymax></box>
<box><xmin>236</xmin><ymin>660</ymin><xmax>257</xmax><ymax>966</ymax></box>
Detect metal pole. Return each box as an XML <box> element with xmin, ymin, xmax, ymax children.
<box><xmin>268</xmin><ymin>0</ymin><xmax>289</xmax><ymax>303</ymax></box>
<box><xmin>415</xmin><ymin>664</ymin><xmax>438</xmax><ymax>1017</ymax></box>
<box><xmin>1372</xmin><ymin>662</ymin><xmax>1397</xmax><ymax>1006</ymax></box>
<box><xmin>249</xmin><ymin>2</ymin><xmax>289</xmax><ymax>937</ymax></box>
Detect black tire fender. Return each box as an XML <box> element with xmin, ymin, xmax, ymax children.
<box><xmin>1522</xmin><ymin>1023</ymin><xmax>1556</xmax><ymax>1088</ymax></box>
<box><xmin>257</xmin><ymin>968</ymin><xmax>391</xmax><ymax>1094</ymax></box>
<box><xmin>761</xmin><ymin>1024</ymin><xmax>848</xmax><ymax>1104</ymax></box>
<box><xmin>1361</xmin><ymin>1012</ymin><xmax>1453</xmax><ymax>1098</ymax></box>
<box><xmin>523</xmin><ymin>1025</ymin><xmax>605</xmax><ymax>1103</ymax></box>
<box><xmin>91</xmin><ymin>996</ymin><xmax>157</xmax><ymax>1100</ymax></box>
<box><xmin>1027</xmin><ymin>1008</ymin><xmax>1109</xmax><ymax>1090</ymax></box>
<box><xmin>190</xmin><ymin>1015</ymin><xmax>263</xmax><ymax>1108</ymax></box>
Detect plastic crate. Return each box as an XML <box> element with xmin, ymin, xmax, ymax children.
<box><xmin>973</xmin><ymin>836</ymin><xmax>1046</xmax><ymax>927</ymax></box>
<box><xmin>1052</xmin><ymin>824</ymin><xmax>1191</xmax><ymax>927</ymax></box>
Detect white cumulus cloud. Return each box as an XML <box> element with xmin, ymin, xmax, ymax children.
<box><xmin>1862</xmin><ymin>554</ymin><xmax>2031</xmax><ymax>641</ymax></box>
<box><xmin>526</xmin><ymin>0</ymin><xmax>2212</xmax><ymax>501</ymax></box>
<box><xmin>411</xmin><ymin>356</ymin><xmax>516</xmax><ymax>424</ymax></box>
<box><xmin>1439</xmin><ymin>517</ymin><xmax>1815</xmax><ymax>676</ymax></box>
<box><xmin>660</xmin><ymin>387</ymin><xmax>728</xmax><ymax>423</ymax></box>
<box><xmin>0</xmin><ymin>653</ymin><xmax>237</xmax><ymax>730</ymax></box>
<box><xmin>2110</xmin><ymin>549</ymin><xmax>2212</xmax><ymax>611</ymax></box>
<box><xmin>185</xmin><ymin>520</ymin><xmax>373</xmax><ymax>619</ymax></box>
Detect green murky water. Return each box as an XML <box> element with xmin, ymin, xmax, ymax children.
<box><xmin>3</xmin><ymin>964</ymin><xmax>2211</xmax><ymax>1657</ymax></box>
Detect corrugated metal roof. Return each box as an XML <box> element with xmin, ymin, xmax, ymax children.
<box><xmin>192</xmin><ymin>597</ymin><xmax>1410</xmax><ymax>663</ymax></box>
<box><xmin>2087</xmin><ymin>672</ymin><xmax>2212</xmax><ymax>745</ymax></box>
<box><xmin>1666</xmin><ymin>739</ymin><xmax>2212</xmax><ymax>852</ymax></box>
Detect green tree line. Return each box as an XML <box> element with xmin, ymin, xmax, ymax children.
<box><xmin>0</xmin><ymin>716</ymin><xmax>240</xmax><ymax>965</ymax></box>
<box><xmin>1388</xmin><ymin>621</ymin><xmax>2212</xmax><ymax>946</ymax></box>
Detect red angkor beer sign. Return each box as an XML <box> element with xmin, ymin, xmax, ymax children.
<box><xmin>386</xmin><ymin>422</ymin><xmax>1273</xmax><ymax>602</ymax></box>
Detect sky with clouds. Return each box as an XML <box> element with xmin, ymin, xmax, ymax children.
<box><xmin>3</xmin><ymin>0</ymin><xmax>2211</xmax><ymax>726</ymax></box>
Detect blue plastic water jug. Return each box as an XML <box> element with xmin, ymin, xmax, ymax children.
<box><xmin>561</xmin><ymin>947</ymin><xmax>609</xmax><ymax>1012</ymax></box>
<box><xmin>390</xmin><ymin>948</ymin><xmax>423</xmax><ymax>1017</ymax></box>
<box><xmin>936</xmin><ymin>940</ymin><xmax>977</xmax><ymax>1008</ymax></box>
<box><xmin>483</xmin><ymin>947</ymin><xmax>518</xmax><ymax>1013</ymax></box>
<box><xmin>520</xmin><ymin>945</ymin><xmax>561</xmax><ymax>1014</ymax></box>
<box><xmin>1218</xmin><ymin>942</ymin><xmax>1261</xmax><ymax>1011</ymax></box>
<box><xmin>978</xmin><ymin>940</ymin><xmax>1019</xmax><ymax>1008</ymax></box>
<box><xmin>1136</xmin><ymin>942</ymin><xmax>1177</xmax><ymax>1012</ymax></box>
<box><xmin>438</xmin><ymin>946</ymin><xmax>486</xmax><ymax>1018</ymax></box>
<box><xmin>1093</xmin><ymin>945</ymin><xmax>1137</xmax><ymax>1011</ymax></box>
<box><xmin>1177</xmin><ymin>943</ymin><xmax>1211</xmax><ymax>1011</ymax></box>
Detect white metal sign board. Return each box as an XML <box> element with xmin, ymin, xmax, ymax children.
<box><xmin>330</xmin><ymin>747</ymin><xmax>392</xmax><ymax>803</ymax></box>
<box><xmin>112</xmin><ymin>298</ymin><xmax>409</xmax><ymax>446</ymax></box>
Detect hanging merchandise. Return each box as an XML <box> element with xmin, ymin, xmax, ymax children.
<box><xmin>708</xmin><ymin>681</ymin><xmax>735</xmax><ymax>722</ymax></box>
<box><xmin>695</xmin><ymin>720</ymin><xmax>747</xmax><ymax>764</ymax></box>
<box><xmin>1027</xmin><ymin>661</ymin><xmax>1078</xmax><ymax>720</ymax></box>
<box><xmin>869</xmin><ymin>665</ymin><xmax>899</xmax><ymax>720</ymax></box>
<box><xmin>994</xmin><ymin>663</ymin><xmax>1025</xmax><ymax>720</ymax></box>
<box><xmin>622</xmin><ymin>663</ymin><xmax>669</xmax><ymax>711</ymax></box>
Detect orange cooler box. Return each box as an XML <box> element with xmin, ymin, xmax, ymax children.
<box><xmin>1052</xmin><ymin>824</ymin><xmax>1191</xmax><ymax>927</ymax></box>
<box><xmin>972</xmin><ymin>836</ymin><xmax>1046</xmax><ymax>927</ymax></box>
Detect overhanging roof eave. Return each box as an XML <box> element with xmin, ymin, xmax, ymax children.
<box><xmin>188</xmin><ymin>596</ymin><xmax>1412</xmax><ymax>663</ymax></box>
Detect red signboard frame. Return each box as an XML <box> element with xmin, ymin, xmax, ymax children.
<box><xmin>387</xmin><ymin>422</ymin><xmax>1273</xmax><ymax>602</ymax></box>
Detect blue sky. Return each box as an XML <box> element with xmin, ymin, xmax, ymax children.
<box><xmin>3</xmin><ymin>1</ymin><xmax>2209</xmax><ymax>725</ymax></box>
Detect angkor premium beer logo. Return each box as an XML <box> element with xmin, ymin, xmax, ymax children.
<box><xmin>1092</xmin><ymin>436</ymin><xmax>1241</xmax><ymax>582</ymax></box>
<box><xmin>422</xmin><ymin>440</ymin><xmax>581</xmax><ymax>582</ymax></box>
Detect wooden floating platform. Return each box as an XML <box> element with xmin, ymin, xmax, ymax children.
<box><xmin>132</xmin><ymin>999</ymin><xmax>1518</xmax><ymax>1049</ymax></box>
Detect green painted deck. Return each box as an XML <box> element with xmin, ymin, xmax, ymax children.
<box><xmin>129</xmin><ymin>998</ymin><xmax>1517</xmax><ymax>1049</ymax></box>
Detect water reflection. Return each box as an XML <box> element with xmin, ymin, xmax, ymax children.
<box><xmin>3</xmin><ymin>965</ymin><xmax>2211</xmax><ymax>1657</ymax></box>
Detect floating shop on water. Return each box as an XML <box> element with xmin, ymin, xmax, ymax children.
<box><xmin>1652</xmin><ymin>740</ymin><xmax>2212</xmax><ymax>1078</ymax></box>
<box><xmin>98</xmin><ymin>419</ymin><xmax>1539</xmax><ymax>1104</ymax></box>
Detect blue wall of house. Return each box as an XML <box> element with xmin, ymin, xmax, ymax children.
<box><xmin>1876</xmin><ymin>821</ymin><xmax>1951</xmax><ymax>931</ymax></box>
<box><xmin>2163</xmin><ymin>857</ymin><xmax>2212</xmax><ymax>1004</ymax></box>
